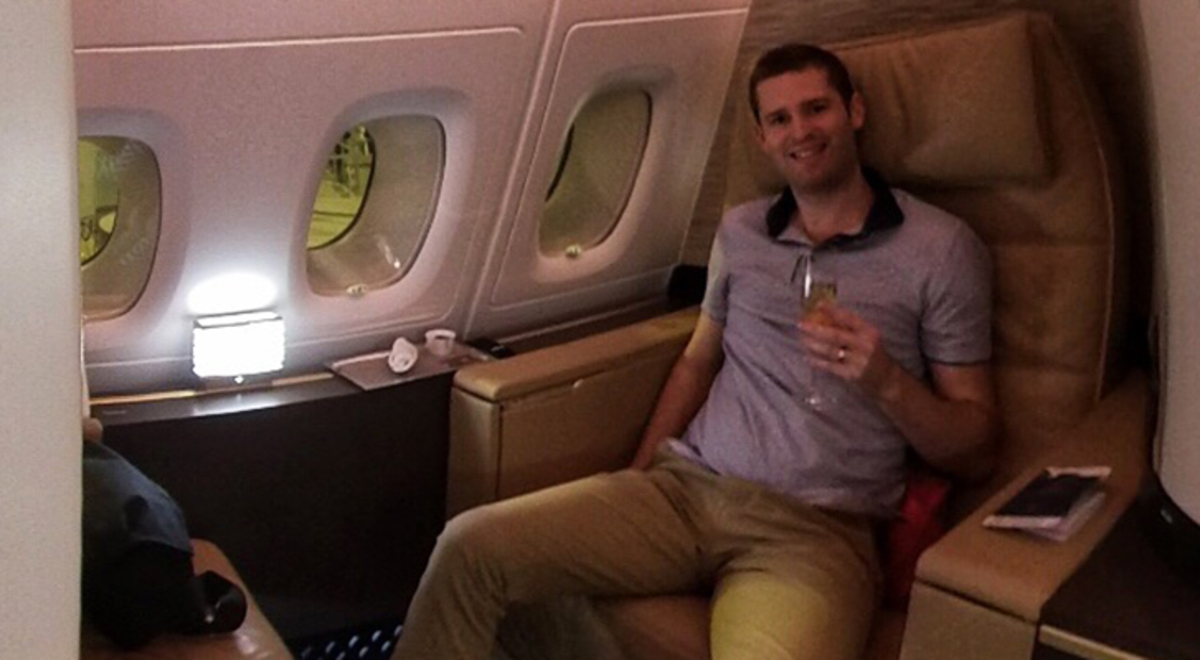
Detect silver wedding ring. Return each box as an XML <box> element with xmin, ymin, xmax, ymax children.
<box><xmin>837</xmin><ymin>347</ymin><xmax>847</xmax><ymax>362</ymax></box>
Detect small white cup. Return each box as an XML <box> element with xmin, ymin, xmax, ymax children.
<box><xmin>424</xmin><ymin>329</ymin><xmax>457</xmax><ymax>357</ymax></box>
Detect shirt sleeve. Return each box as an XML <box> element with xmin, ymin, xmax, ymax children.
<box><xmin>921</xmin><ymin>224</ymin><xmax>993</xmax><ymax>364</ymax></box>
<box><xmin>700</xmin><ymin>229</ymin><xmax>730</xmax><ymax>324</ymax></box>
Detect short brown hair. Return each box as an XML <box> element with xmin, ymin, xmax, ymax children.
<box><xmin>748</xmin><ymin>44</ymin><xmax>855</xmax><ymax>121</ymax></box>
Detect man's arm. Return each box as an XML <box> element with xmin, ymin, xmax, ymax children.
<box><xmin>801</xmin><ymin>305</ymin><xmax>998</xmax><ymax>482</ymax></box>
<box><xmin>872</xmin><ymin>361</ymin><xmax>997</xmax><ymax>482</ymax></box>
<box><xmin>630</xmin><ymin>312</ymin><xmax>725</xmax><ymax>469</ymax></box>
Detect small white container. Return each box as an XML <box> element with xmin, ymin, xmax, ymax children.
<box><xmin>424</xmin><ymin>329</ymin><xmax>457</xmax><ymax>357</ymax></box>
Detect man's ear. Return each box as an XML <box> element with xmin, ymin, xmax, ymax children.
<box><xmin>850</xmin><ymin>91</ymin><xmax>866</xmax><ymax>131</ymax></box>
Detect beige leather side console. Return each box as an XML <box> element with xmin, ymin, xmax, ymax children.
<box><xmin>900</xmin><ymin>372</ymin><xmax>1151</xmax><ymax>660</ymax></box>
<box><xmin>446</xmin><ymin>307</ymin><xmax>698</xmax><ymax>517</ymax></box>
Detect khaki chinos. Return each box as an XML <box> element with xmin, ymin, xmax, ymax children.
<box><xmin>393</xmin><ymin>449</ymin><xmax>881</xmax><ymax>660</ymax></box>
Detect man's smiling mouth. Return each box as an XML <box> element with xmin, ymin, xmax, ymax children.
<box><xmin>789</xmin><ymin>143</ymin><xmax>825</xmax><ymax>160</ymax></box>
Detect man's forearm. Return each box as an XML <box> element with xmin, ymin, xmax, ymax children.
<box><xmin>631</xmin><ymin>357</ymin><xmax>714</xmax><ymax>468</ymax></box>
<box><xmin>800</xmin><ymin>306</ymin><xmax>998</xmax><ymax>482</ymax></box>
<box><xmin>874</xmin><ymin>361</ymin><xmax>998</xmax><ymax>482</ymax></box>
<box><xmin>631</xmin><ymin>313</ymin><xmax>725</xmax><ymax>469</ymax></box>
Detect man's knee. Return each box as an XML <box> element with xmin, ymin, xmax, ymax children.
<box><xmin>429</xmin><ymin>504</ymin><xmax>511</xmax><ymax>576</ymax></box>
<box><xmin>710</xmin><ymin>572</ymin><xmax>874</xmax><ymax>660</ymax></box>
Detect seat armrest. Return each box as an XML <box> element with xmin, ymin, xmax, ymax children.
<box><xmin>447</xmin><ymin>308</ymin><xmax>700</xmax><ymax>515</ymax></box>
<box><xmin>455</xmin><ymin>308</ymin><xmax>698</xmax><ymax>402</ymax></box>
<box><xmin>914</xmin><ymin>370</ymin><xmax>1151</xmax><ymax>623</ymax></box>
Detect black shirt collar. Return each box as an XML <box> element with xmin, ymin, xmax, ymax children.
<box><xmin>765</xmin><ymin>167</ymin><xmax>904</xmax><ymax>246</ymax></box>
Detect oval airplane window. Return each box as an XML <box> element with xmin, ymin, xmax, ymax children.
<box><xmin>79</xmin><ymin>137</ymin><xmax>161</xmax><ymax>320</ymax></box>
<box><xmin>307</xmin><ymin>116</ymin><xmax>444</xmax><ymax>297</ymax></box>
<box><xmin>308</xmin><ymin>125</ymin><xmax>375</xmax><ymax>250</ymax></box>
<box><xmin>540</xmin><ymin>89</ymin><xmax>651</xmax><ymax>257</ymax></box>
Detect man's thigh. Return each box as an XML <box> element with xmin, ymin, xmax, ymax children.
<box><xmin>446</xmin><ymin>467</ymin><xmax>706</xmax><ymax>600</ymax></box>
<box><xmin>707</xmin><ymin>522</ymin><xmax>879</xmax><ymax>660</ymax></box>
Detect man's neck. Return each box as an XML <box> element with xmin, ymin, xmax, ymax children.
<box><xmin>790</xmin><ymin>170</ymin><xmax>875</xmax><ymax>246</ymax></box>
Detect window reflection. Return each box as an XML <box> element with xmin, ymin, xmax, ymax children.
<box><xmin>78</xmin><ymin>139</ymin><xmax>120</xmax><ymax>265</ymax></box>
<box><xmin>309</xmin><ymin>126</ymin><xmax>375</xmax><ymax>249</ymax></box>
<box><xmin>78</xmin><ymin>137</ymin><xmax>161</xmax><ymax>320</ymax></box>
<box><xmin>540</xmin><ymin>89</ymin><xmax>651</xmax><ymax>257</ymax></box>
<box><xmin>306</xmin><ymin>116</ymin><xmax>444</xmax><ymax>296</ymax></box>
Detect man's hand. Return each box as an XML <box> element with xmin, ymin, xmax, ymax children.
<box><xmin>797</xmin><ymin>303</ymin><xmax>901</xmax><ymax>402</ymax></box>
<box><xmin>798</xmin><ymin>302</ymin><xmax>997</xmax><ymax>482</ymax></box>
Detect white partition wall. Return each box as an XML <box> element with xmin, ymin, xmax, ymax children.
<box><xmin>467</xmin><ymin>0</ymin><xmax>750</xmax><ymax>337</ymax></box>
<box><xmin>76</xmin><ymin>0</ymin><xmax>550</xmax><ymax>393</ymax></box>
<box><xmin>1143</xmin><ymin>0</ymin><xmax>1200</xmax><ymax>530</ymax></box>
<box><xmin>0</xmin><ymin>0</ymin><xmax>81</xmax><ymax>657</ymax></box>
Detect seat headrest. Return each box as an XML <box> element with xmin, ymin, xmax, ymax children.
<box><xmin>728</xmin><ymin>13</ymin><xmax>1049</xmax><ymax>206</ymax></box>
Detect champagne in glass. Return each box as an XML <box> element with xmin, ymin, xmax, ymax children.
<box><xmin>802</xmin><ymin>281</ymin><xmax>838</xmax><ymax>324</ymax></box>
<box><xmin>802</xmin><ymin>258</ymin><xmax>837</xmax><ymax>408</ymax></box>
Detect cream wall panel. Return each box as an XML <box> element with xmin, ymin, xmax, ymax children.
<box><xmin>78</xmin><ymin>27</ymin><xmax>541</xmax><ymax>392</ymax></box>
<box><xmin>468</xmin><ymin>7</ymin><xmax>748</xmax><ymax>338</ymax></box>
<box><xmin>0</xmin><ymin>0</ymin><xmax>82</xmax><ymax>657</ymax></box>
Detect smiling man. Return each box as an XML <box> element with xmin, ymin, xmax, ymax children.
<box><xmin>754</xmin><ymin>65</ymin><xmax>864</xmax><ymax>200</ymax></box>
<box><xmin>394</xmin><ymin>44</ymin><xmax>996</xmax><ymax>660</ymax></box>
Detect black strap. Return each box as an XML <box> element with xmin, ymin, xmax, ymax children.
<box><xmin>174</xmin><ymin>571</ymin><xmax>248</xmax><ymax>636</ymax></box>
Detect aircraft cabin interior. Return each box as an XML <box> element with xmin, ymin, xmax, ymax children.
<box><xmin>3</xmin><ymin>1</ymin><xmax>1200</xmax><ymax>659</ymax></box>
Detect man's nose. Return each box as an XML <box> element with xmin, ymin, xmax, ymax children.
<box><xmin>789</xmin><ymin>115</ymin><xmax>813</xmax><ymax>140</ymax></box>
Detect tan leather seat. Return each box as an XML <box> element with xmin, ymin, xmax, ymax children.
<box><xmin>81</xmin><ymin>540</ymin><xmax>292</xmax><ymax>660</ymax></box>
<box><xmin>452</xmin><ymin>11</ymin><xmax>1148</xmax><ymax>660</ymax></box>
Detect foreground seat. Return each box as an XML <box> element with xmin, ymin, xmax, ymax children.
<box><xmin>81</xmin><ymin>540</ymin><xmax>292</xmax><ymax>660</ymax></box>
<box><xmin>449</xmin><ymin>11</ymin><xmax>1148</xmax><ymax>660</ymax></box>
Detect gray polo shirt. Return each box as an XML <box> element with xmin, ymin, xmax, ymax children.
<box><xmin>671</xmin><ymin>172</ymin><xmax>992</xmax><ymax>516</ymax></box>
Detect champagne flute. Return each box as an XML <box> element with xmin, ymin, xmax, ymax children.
<box><xmin>801</xmin><ymin>256</ymin><xmax>838</xmax><ymax>408</ymax></box>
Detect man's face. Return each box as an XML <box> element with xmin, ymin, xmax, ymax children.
<box><xmin>753</xmin><ymin>67</ymin><xmax>864</xmax><ymax>196</ymax></box>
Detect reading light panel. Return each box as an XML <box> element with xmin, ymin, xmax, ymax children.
<box><xmin>192</xmin><ymin>311</ymin><xmax>285</xmax><ymax>379</ymax></box>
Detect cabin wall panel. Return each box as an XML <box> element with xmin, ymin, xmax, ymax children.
<box><xmin>75</xmin><ymin>0</ymin><xmax>762</xmax><ymax>394</ymax></box>
<box><xmin>79</xmin><ymin>27</ymin><xmax>543</xmax><ymax>393</ymax></box>
<box><xmin>467</xmin><ymin>6</ymin><xmax>749</xmax><ymax>338</ymax></box>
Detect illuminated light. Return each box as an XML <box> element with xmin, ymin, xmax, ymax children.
<box><xmin>187</xmin><ymin>273</ymin><xmax>277</xmax><ymax>316</ymax></box>
<box><xmin>192</xmin><ymin>311</ymin><xmax>285</xmax><ymax>379</ymax></box>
